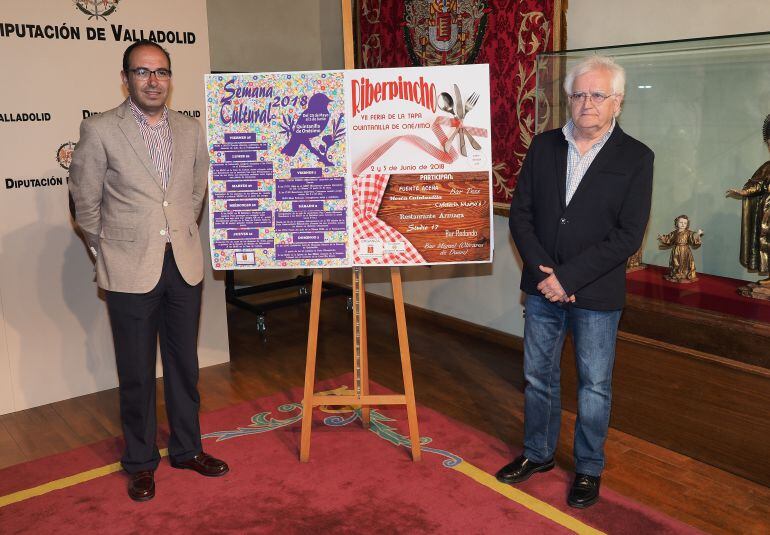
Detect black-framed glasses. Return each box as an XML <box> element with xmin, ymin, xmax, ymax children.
<box><xmin>127</xmin><ymin>68</ymin><xmax>172</xmax><ymax>80</ymax></box>
<box><xmin>568</xmin><ymin>91</ymin><xmax>615</xmax><ymax>104</ymax></box>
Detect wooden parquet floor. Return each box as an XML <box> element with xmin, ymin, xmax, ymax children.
<box><xmin>1</xmin><ymin>294</ymin><xmax>769</xmax><ymax>534</ymax></box>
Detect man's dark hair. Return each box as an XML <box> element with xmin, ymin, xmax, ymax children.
<box><xmin>122</xmin><ymin>39</ymin><xmax>171</xmax><ymax>72</ymax></box>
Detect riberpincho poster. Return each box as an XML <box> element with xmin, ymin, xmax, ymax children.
<box><xmin>347</xmin><ymin>64</ymin><xmax>492</xmax><ymax>265</ymax></box>
<box><xmin>204</xmin><ymin>64</ymin><xmax>492</xmax><ymax>269</ymax></box>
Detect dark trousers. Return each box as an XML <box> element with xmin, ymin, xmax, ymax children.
<box><xmin>106</xmin><ymin>247</ymin><xmax>203</xmax><ymax>473</ymax></box>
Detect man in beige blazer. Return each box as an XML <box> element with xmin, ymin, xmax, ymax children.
<box><xmin>69</xmin><ymin>40</ymin><xmax>228</xmax><ymax>502</ymax></box>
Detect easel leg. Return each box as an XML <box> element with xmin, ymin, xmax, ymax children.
<box><xmin>352</xmin><ymin>267</ymin><xmax>370</xmax><ymax>427</ymax></box>
<box><xmin>299</xmin><ymin>269</ymin><xmax>324</xmax><ymax>462</ymax></box>
<box><xmin>390</xmin><ymin>268</ymin><xmax>421</xmax><ymax>461</ymax></box>
<box><xmin>360</xmin><ymin>271</ymin><xmax>370</xmax><ymax>428</ymax></box>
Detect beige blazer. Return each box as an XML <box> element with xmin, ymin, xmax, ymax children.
<box><xmin>69</xmin><ymin>99</ymin><xmax>209</xmax><ymax>293</ymax></box>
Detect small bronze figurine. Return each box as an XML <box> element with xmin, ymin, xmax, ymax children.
<box><xmin>626</xmin><ymin>246</ymin><xmax>645</xmax><ymax>272</ymax></box>
<box><xmin>657</xmin><ymin>215</ymin><xmax>703</xmax><ymax>283</ymax></box>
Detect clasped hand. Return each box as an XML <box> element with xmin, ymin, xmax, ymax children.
<box><xmin>537</xmin><ymin>265</ymin><xmax>576</xmax><ymax>303</ymax></box>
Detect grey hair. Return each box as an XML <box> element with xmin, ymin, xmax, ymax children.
<box><xmin>563</xmin><ymin>55</ymin><xmax>626</xmax><ymax>96</ymax></box>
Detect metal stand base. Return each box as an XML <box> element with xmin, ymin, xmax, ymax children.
<box><xmin>225</xmin><ymin>270</ymin><xmax>350</xmax><ymax>336</ymax></box>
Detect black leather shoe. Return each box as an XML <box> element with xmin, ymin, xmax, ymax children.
<box><xmin>171</xmin><ymin>452</ymin><xmax>229</xmax><ymax>477</ymax></box>
<box><xmin>568</xmin><ymin>473</ymin><xmax>601</xmax><ymax>508</ymax></box>
<box><xmin>495</xmin><ymin>454</ymin><xmax>555</xmax><ymax>484</ymax></box>
<box><xmin>127</xmin><ymin>470</ymin><xmax>155</xmax><ymax>502</ymax></box>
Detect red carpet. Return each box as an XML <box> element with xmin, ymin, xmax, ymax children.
<box><xmin>0</xmin><ymin>377</ymin><xmax>701</xmax><ymax>534</ymax></box>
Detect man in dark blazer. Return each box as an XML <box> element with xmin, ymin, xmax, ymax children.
<box><xmin>69</xmin><ymin>40</ymin><xmax>228</xmax><ymax>502</ymax></box>
<box><xmin>496</xmin><ymin>55</ymin><xmax>654</xmax><ymax>508</ymax></box>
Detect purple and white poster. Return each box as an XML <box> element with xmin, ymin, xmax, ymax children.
<box><xmin>205</xmin><ymin>72</ymin><xmax>349</xmax><ymax>269</ymax></box>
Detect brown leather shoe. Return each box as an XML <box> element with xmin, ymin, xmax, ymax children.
<box><xmin>170</xmin><ymin>452</ymin><xmax>229</xmax><ymax>477</ymax></box>
<box><xmin>127</xmin><ymin>470</ymin><xmax>155</xmax><ymax>502</ymax></box>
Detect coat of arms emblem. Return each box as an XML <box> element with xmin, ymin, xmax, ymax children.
<box><xmin>74</xmin><ymin>0</ymin><xmax>121</xmax><ymax>20</ymax></box>
<box><xmin>404</xmin><ymin>0</ymin><xmax>489</xmax><ymax>66</ymax></box>
<box><xmin>57</xmin><ymin>141</ymin><xmax>76</xmax><ymax>170</ymax></box>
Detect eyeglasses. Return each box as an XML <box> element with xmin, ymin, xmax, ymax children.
<box><xmin>568</xmin><ymin>92</ymin><xmax>615</xmax><ymax>104</ymax></box>
<box><xmin>127</xmin><ymin>68</ymin><xmax>172</xmax><ymax>80</ymax></box>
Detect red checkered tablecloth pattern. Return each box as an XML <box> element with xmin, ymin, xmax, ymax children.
<box><xmin>352</xmin><ymin>173</ymin><xmax>425</xmax><ymax>265</ymax></box>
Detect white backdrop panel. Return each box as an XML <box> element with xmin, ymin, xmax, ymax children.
<box><xmin>0</xmin><ymin>0</ymin><xmax>229</xmax><ymax>414</ymax></box>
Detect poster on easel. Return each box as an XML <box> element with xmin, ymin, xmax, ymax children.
<box><xmin>204</xmin><ymin>64</ymin><xmax>492</xmax><ymax>269</ymax></box>
<box><xmin>348</xmin><ymin>64</ymin><xmax>492</xmax><ymax>265</ymax></box>
<box><xmin>205</xmin><ymin>71</ymin><xmax>350</xmax><ymax>270</ymax></box>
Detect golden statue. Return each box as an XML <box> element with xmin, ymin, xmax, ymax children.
<box><xmin>726</xmin><ymin>114</ymin><xmax>770</xmax><ymax>286</ymax></box>
<box><xmin>626</xmin><ymin>246</ymin><xmax>645</xmax><ymax>272</ymax></box>
<box><xmin>657</xmin><ymin>215</ymin><xmax>703</xmax><ymax>283</ymax></box>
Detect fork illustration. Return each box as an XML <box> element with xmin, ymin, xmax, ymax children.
<box><xmin>462</xmin><ymin>93</ymin><xmax>482</xmax><ymax>150</ymax></box>
<box><xmin>464</xmin><ymin>92</ymin><xmax>480</xmax><ymax>114</ymax></box>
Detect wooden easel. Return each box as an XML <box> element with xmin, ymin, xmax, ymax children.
<box><xmin>299</xmin><ymin>1</ymin><xmax>421</xmax><ymax>462</ymax></box>
<box><xmin>299</xmin><ymin>267</ymin><xmax>422</xmax><ymax>461</ymax></box>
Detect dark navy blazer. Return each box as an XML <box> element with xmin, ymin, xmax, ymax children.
<box><xmin>509</xmin><ymin>126</ymin><xmax>654</xmax><ymax>311</ymax></box>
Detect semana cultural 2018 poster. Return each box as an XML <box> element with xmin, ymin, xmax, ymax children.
<box><xmin>204</xmin><ymin>64</ymin><xmax>492</xmax><ymax>269</ymax></box>
<box><xmin>205</xmin><ymin>72</ymin><xmax>349</xmax><ymax>269</ymax></box>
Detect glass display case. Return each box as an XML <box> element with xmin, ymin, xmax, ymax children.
<box><xmin>534</xmin><ymin>33</ymin><xmax>770</xmax><ymax>372</ymax></box>
<box><xmin>535</xmin><ymin>36</ymin><xmax>770</xmax><ymax>490</ymax></box>
<box><xmin>535</xmin><ymin>33</ymin><xmax>770</xmax><ymax>332</ymax></box>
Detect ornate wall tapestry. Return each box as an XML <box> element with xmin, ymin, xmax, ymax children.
<box><xmin>355</xmin><ymin>0</ymin><xmax>567</xmax><ymax>210</ymax></box>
